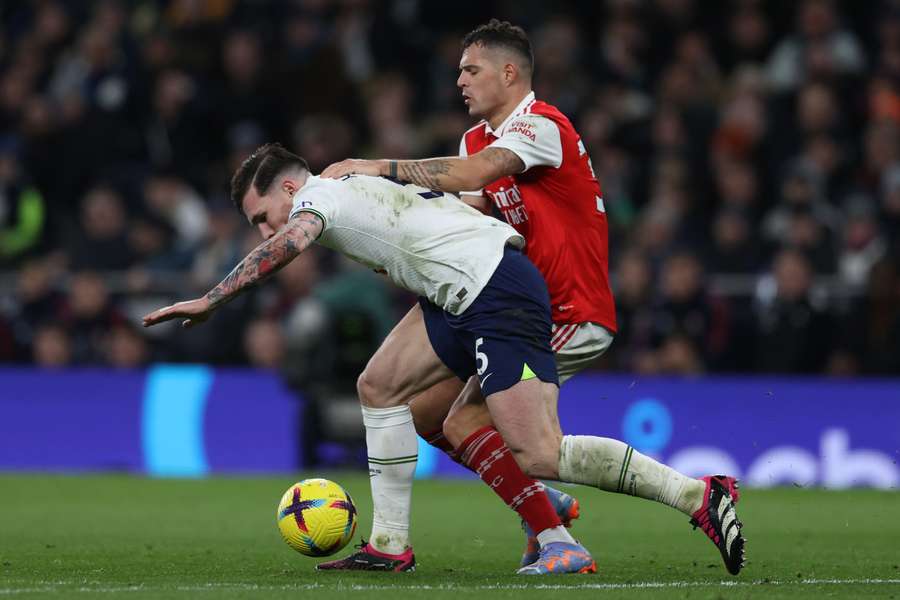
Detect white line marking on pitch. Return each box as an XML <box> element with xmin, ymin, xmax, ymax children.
<box><xmin>1</xmin><ymin>578</ymin><xmax>900</xmax><ymax>594</ymax></box>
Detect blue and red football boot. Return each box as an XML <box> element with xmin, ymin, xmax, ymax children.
<box><xmin>517</xmin><ymin>541</ymin><xmax>597</xmax><ymax>575</ymax></box>
<box><xmin>521</xmin><ymin>485</ymin><xmax>581</xmax><ymax>567</ymax></box>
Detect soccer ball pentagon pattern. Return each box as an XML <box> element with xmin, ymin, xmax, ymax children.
<box><xmin>276</xmin><ymin>478</ymin><xmax>358</xmax><ymax>557</ymax></box>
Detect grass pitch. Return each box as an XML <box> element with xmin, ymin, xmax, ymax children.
<box><xmin>1</xmin><ymin>474</ymin><xmax>898</xmax><ymax>599</ymax></box>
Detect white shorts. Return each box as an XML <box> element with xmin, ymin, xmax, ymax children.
<box><xmin>552</xmin><ymin>322</ymin><xmax>615</xmax><ymax>384</ymax></box>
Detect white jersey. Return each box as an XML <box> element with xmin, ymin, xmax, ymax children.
<box><xmin>289</xmin><ymin>175</ymin><xmax>524</xmax><ymax>315</ymax></box>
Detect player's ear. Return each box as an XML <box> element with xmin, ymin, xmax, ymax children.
<box><xmin>503</xmin><ymin>62</ymin><xmax>518</xmax><ymax>86</ymax></box>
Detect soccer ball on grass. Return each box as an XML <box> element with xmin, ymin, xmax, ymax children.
<box><xmin>276</xmin><ymin>478</ymin><xmax>358</xmax><ymax>557</ymax></box>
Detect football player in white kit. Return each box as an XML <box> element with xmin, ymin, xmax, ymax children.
<box><xmin>142</xmin><ymin>143</ymin><xmax>744</xmax><ymax>576</ymax></box>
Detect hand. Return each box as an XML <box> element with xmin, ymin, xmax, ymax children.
<box><xmin>320</xmin><ymin>159</ymin><xmax>385</xmax><ymax>179</ymax></box>
<box><xmin>142</xmin><ymin>297</ymin><xmax>213</xmax><ymax>329</ymax></box>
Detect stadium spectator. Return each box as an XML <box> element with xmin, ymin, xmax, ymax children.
<box><xmin>67</xmin><ymin>185</ymin><xmax>135</xmax><ymax>271</ymax></box>
<box><xmin>141</xmin><ymin>172</ymin><xmax>210</xmax><ymax>256</ymax></box>
<box><xmin>62</xmin><ymin>270</ymin><xmax>126</xmax><ymax>365</ymax></box>
<box><xmin>214</xmin><ymin>29</ymin><xmax>281</xmax><ymax>145</ymax></box>
<box><xmin>190</xmin><ymin>206</ymin><xmax>245</xmax><ymax>290</ymax></box>
<box><xmin>0</xmin><ymin>135</ymin><xmax>45</xmax><ymax>264</ymax></box>
<box><xmin>611</xmin><ymin>248</ymin><xmax>654</xmax><ymax>372</ymax></box>
<box><xmin>31</xmin><ymin>321</ymin><xmax>72</xmax><ymax>368</ymax></box>
<box><xmin>719</xmin><ymin>2</ymin><xmax>773</xmax><ymax>70</ymax></box>
<box><xmin>243</xmin><ymin>317</ymin><xmax>286</xmax><ymax>371</ymax></box>
<box><xmin>12</xmin><ymin>258</ymin><xmax>62</xmax><ymax>335</ymax></box>
<box><xmin>708</xmin><ymin>206</ymin><xmax>762</xmax><ymax>274</ymax></box>
<box><xmin>754</xmin><ymin>248</ymin><xmax>833</xmax><ymax>373</ymax></box>
<box><xmin>838</xmin><ymin>192</ymin><xmax>887</xmax><ymax>288</ymax></box>
<box><xmin>765</xmin><ymin>0</ymin><xmax>865</xmax><ymax>92</ymax></box>
<box><xmin>654</xmin><ymin>332</ymin><xmax>706</xmax><ymax>375</ymax></box>
<box><xmin>102</xmin><ymin>323</ymin><xmax>150</xmax><ymax>369</ymax></box>
<box><xmin>881</xmin><ymin>164</ymin><xmax>900</xmax><ymax>243</ymax></box>
<box><xmin>838</xmin><ymin>254</ymin><xmax>900</xmax><ymax>374</ymax></box>
<box><xmin>651</xmin><ymin>249</ymin><xmax>730</xmax><ymax>368</ymax></box>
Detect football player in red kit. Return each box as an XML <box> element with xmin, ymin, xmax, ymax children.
<box><xmin>319</xmin><ymin>19</ymin><xmax>745</xmax><ymax>576</ymax></box>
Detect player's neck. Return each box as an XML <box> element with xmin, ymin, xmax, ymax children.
<box><xmin>486</xmin><ymin>89</ymin><xmax>533</xmax><ymax>131</ymax></box>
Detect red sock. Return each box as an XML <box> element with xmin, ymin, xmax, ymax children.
<box><xmin>422</xmin><ymin>428</ymin><xmax>455</xmax><ymax>453</ymax></box>
<box><xmin>422</xmin><ymin>428</ymin><xmax>459</xmax><ymax>462</ymax></box>
<box><xmin>456</xmin><ymin>426</ymin><xmax>561</xmax><ymax>535</ymax></box>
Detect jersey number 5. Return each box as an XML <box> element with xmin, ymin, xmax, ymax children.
<box><xmin>475</xmin><ymin>337</ymin><xmax>488</xmax><ymax>376</ymax></box>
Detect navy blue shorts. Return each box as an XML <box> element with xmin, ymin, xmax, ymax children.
<box><xmin>419</xmin><ymin>246</ymin><xmax>559</xmax><ymax>397</ymax></box>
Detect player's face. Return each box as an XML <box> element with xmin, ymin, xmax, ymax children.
<box><xmin>457</xmin><ymin>44</ymin><xmax>507</xmax><ymax>120</ymax></box>
<box><xmin>242</xmin><ymin>185</ymin><xmax>292</xmax><ymax>240</ymax></box>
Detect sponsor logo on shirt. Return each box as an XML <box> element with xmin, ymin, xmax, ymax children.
<box><xmin>490</xmin><ymin>184</ymin><xmax>523</xmax><ymax>208</ymax></box>
<box><xmin>487</xmin><ymin>184</ymin><xmax>530</xmax><ymax>225</ymax></box>
<box><xmin>506</xmin><ymin>120</ymin><xmax>536</xmax><ymax>141</ymax></box>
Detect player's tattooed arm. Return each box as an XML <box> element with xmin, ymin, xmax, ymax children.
<box><xmin>142</xmin><ymin>213</ymin><xmax>322</xmax><ymax>329</ymax></box>
<box><xmin>321</xmin><ymin>148</ymin><xmax>524</xmax><ymax>192</ymax></box>
<box><xmin>476</xmin><ymin>147</ymin><xmax>526</xmax><ymax>179</ymax></box>
<box><xmin>394</xmin><ymin>159</ymin><xmax>454</xmax><ymax>190</ymax></box>
<box><xmin>391</xmin><ymin>148</ymin><xmax>525</xmax><ymax>192</ymax></box>
<box><xmin>205</xmin><ymin>212</ymin><xmax>322</xmax><ymax>309</ymax></box>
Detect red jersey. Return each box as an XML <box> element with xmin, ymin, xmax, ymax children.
<box><xmin>460</xmin><ymin>93</ymin><xmax>617</xmax><ymax>332</ymax></box>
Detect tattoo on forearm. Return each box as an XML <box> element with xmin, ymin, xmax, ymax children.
<box><xmin>394</xmin><ymin>149</ymin><xmax>522</xmax><ymax>191</ymax></box>
<box><xmin>389</xmin><ymin>160</ymin><xmax>398</xmax><ymax>179</ymax></box>
<box><xmin>481</xmin><ymin>147</ymin><xmax>525</xmax><ymax>175</ymax></box>
<box><xmin>206</xmin><ymin>215</ymin><xmax>321</xmax><ymax>308</ymax></box>
<box><xmin>292</xmin><ymin>213</ymin><xmax>321</xmax><ymax>248</ymax></box>
<box><xmin>397</xmin><ymin>159</ymin><xmax>453</xmax><ymax>190</ymax></box>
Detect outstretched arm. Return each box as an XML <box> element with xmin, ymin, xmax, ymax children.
<box><xmin>320</xmin><ymin>147</ymin><xmax>525</xmax><ymax>193</ymax></box>
<box><xmin>142</xmin><ymin>212</ymin><xmax>323</xmax><ymax>329</ymax></box>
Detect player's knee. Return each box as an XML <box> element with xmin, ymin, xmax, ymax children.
<box><xmin>442</xmin><ymin>403</ymin><xmax>491</xmax><ymax>448</ymax></box>
<box><xmin>356</xmin><ymin>368</ymin><xmax>396</xmax><ymax>408</ymax></box>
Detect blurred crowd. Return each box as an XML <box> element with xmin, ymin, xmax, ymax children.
<box><xmin>1</xmin><ymin>0</ymin><xmax>900</xmax><ymax>377</ymax></box>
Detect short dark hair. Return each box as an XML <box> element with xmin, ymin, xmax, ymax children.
<box><xmin>462</xmin><ymin>19</ymin><xmax>534</xmax><ymax>76</ymax></box>
<box><xmin>230</xmin><ymin>142</ymin><xmax>310</xmax><ymax>215</ymax></box>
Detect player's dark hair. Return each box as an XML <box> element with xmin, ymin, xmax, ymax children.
<box><xmin>462</xmin><ymin>19</ymin><xmax>534</xmax><ymax>76</ymax></box>
<box><xmin>230</xmin><ymin>142</ymin><xmax>310</xmax><ymax>215</ymax></box>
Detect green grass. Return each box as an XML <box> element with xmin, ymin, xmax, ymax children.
<box><xmin>1</xmin><ymin>474</ymin><xmax>898</xmax><ymax>599</ymax></box>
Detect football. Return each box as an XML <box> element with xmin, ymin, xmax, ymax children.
<box><xmin>276</xmin><ymin>478</ymin><xmax>358</xmax><ymax>557</ymax></box>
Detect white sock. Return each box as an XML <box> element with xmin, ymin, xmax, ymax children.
<box><xmin>536</xmin><ymin>525</ymin><xmax>577</xmax><ymax>547</ymax></box>
<box><xmin>362</xmin><ymin>404</ymin><xmax>418</xmax><ymax>555</ymax></box>
<box><xmin>558</xmin><ymin>435</ymin><xmax>705</xmax><ymax>515</ymax></box>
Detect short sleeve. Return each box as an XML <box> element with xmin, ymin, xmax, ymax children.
<box><xmin>459</xmin><ymin>133</ymin><xmax>483</xmax><ymax>196</ymax></box>
<box><xmin>288</xmin><ymin>177</ymin><xmax>341</xmax><ymax>231</ymax></box>
<box><xmin>490</xmin><ymin>113</ymin><xmax>563</xmax><ymax>171</ymax></box>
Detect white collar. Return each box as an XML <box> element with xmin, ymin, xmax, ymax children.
<box><xmin>484</xmin><ymin>91</ymin><xmax>536</xmax><ymax>136</ymax></box>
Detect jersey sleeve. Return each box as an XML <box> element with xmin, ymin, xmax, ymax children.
<box><xmin>458</xmin><ymin>133</ymin><xmax>484</xmax><ymax>197</ymax></box>
<box><xmin>288</xmin><ymin>178</ymin><xmax>341</xmax><ymax>231</ymax></box>
<box><xmin>458</xmin><ymin>135</ymin><xmax>469</xmax><ymax>158</ymax></box>
<box><xmin>490</xmin><ymin>113</ymin><xmax>563</xmax><ymax>171</ymax></box>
